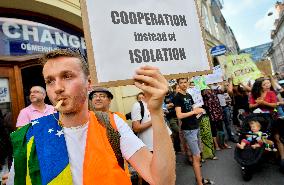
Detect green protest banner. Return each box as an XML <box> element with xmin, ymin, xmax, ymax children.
<box><xmin>225</xmin><ymin>54</ymin><xmax>263</xmax><ymax>85</ymax></box>
<box><xmin>193</xmin><ymin>76</ymin><xmax>209</xmax><ymax>90</ymax></box>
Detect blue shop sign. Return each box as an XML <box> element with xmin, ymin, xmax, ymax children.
<box><xmin>0</xmin><ymin>18</ymin><xmax>86</xmax><ymax>56</ymax></box>
<box><xmin>210</xmin><ymin>45</ymin><xmax>226</xmax><ymax>56</ymax></box>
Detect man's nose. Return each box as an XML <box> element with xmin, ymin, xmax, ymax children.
<box><xmin>54</xmin><ymin>80</ymin><xmax>65</xmax><ymax>94</ymax></box>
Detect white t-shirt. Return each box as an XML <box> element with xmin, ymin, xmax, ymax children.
<box><xmin>131</xmin><ymin>101</ymin><xmax>153</xmax><ymax>151</ymax></box>
<box><xmin>131</xmin><ymin>101</ymin><xmax>171</xmax><ymax>151</ymax></box>
<box><xmin>7</xmin><ymin>114</ymin><xmax>145</xmax><ymax>185</ymax></box>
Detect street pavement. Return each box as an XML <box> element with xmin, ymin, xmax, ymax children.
<box><xmin>176</xmin><ymin>142</ymin><xmax>284</xmax><ymax>185</ymax></box>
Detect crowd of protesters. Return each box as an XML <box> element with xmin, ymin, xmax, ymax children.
<box><xmin>128</xmin><ymin>77</ymin><xmax>237</xmax><ymax>184</ymax></box>
<box><xmin>142</xmin><ymin>74</ymin><xmax>283</xmax><ymax>184</ymax></box>
<box><xmin>2</xmin><ymin>58</ymin><xmax>284</xmax><ymax>184</ymax></box>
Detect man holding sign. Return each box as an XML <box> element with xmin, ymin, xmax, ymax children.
<box><xmin>5</xmin><ymin>49</ymin><xmax>175</xmax><ymax>185</ymax></box>
<box><xmin>174</xmin><ymin>78</ymin><xmax>213</xmax><ymax>185</ymax></box>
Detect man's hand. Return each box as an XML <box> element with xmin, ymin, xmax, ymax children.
<box><xmin>193</xmin><ymin>107</ymin><xmax>205</xmax><ymax>115</ymax></box>
<box><xmin>131</xmin><ymin>66</ymin><xmax>175</xmax><ymax>185</ymax></box>
<box><xmin>277</xmin><ymin>102</ymin><xmax>284</xmax><ymax>106</ymax></box>
<box><xmin>134</xmin><ymin>66</ymin><xmax>168</xmax><ymax>112</ymax></box>
<box><xmin>167</xmin><ymin>103</ymin><xmax>174</xmax><ymax>109</ymax></box>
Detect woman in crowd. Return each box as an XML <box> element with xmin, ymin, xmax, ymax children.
<box><xmin>187</xmin><ymin>81</ymin><xmax>216</xmax><ymax>160</ymax></box>
<box><xmin>227</xmin><ymin>78</ymin><xmax>251</xmax><ymax>128</ymax></box>
<box><xmin>249</xmin><ymin>77</ymin><xmax>284</xmax><ymax>173</ymax></box>
<box><xmin>201</xmin><ymin>88</ymin><xmax>231</xmax><ymax>151</ymax></box>
<box><xmin>249</xmin><ymin>77</ymin><xmax>277</xmax><ymax>114</ymax></box>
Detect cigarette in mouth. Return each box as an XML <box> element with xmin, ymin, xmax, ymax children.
<box><xmin>55</xmin><ymin>100</ymin><xmax>63</xmax><ymax>110</ymax></box>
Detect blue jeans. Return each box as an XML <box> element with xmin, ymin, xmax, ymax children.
<box><xmin>222</xmin><ymin>106</ymin><xmax>233</xmax><ymax>140</ymax></box>
<box><xmin>277</xmin><ymin>105</ymin><xmax>284</xmax><ymax>117</ymax></box>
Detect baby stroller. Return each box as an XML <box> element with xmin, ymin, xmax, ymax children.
<box><xmin>234</xmin><ymin>113</ymin><xmax>275</xmax><ymax>181</ymax></box>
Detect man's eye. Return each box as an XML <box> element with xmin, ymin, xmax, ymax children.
<box><xmin>64</xmin><ymin>74</ymin><xmax>72</xmax><ymax>79</ymax></box>
<box><xmin>45</xmin><ymin>79</ymin><xmax>54</xmax><ymax>85</ymax></box>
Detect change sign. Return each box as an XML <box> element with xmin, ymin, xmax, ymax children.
<box><xmin>81</xmin><ymin>0</ymin><xmax>212</xmax><ymax>86</ymax></box>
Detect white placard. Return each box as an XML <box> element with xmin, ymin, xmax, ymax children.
<box><xmin>187</xmin><ymin>87</ymin><xmax>204</xmax><ymax>107</ymax></box>
<box><xmin>81</xmin><ymin>0</ymin><xmax>211</xmax><ymax>85</ymax></box>
<box><xmin>0</xmin><ymin>78</ymin><xmax>10</xmax><ymax>103</ymax></box>
<box><xmin>204</xmin><ymin>65</ymin><xmax>223</xmax><ymax>84</ymax></box>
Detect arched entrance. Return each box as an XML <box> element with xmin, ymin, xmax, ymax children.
<box><xmin>21</xmin><ymin>64</ymin><xmax>51</xmax><ymax>106</ymax></box>
<box><xmin>213</xmin><ymin>57</ymin><xmax>220</xmax><ymax>66</ymax></box>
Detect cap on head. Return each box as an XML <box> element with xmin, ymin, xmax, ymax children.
<box><xmin>89</xmin><ymin>87</ymin><xmax>113</xmax><ymax>100</ymax></box>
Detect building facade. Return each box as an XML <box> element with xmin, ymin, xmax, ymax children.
<box><xmin>241</xmin><ymin>42</ymin><xmax>272</xmax><ymax>62</ymax></box>
<box><xmin>268</xmin><ymin>1</ymin><xmax>284</xmax><ymax>73</ymax></box>
<box><xmin>197</xmin><ymin>0</ymin><xmax>239</xmax><ymax>66</ymax></box>
<box><xmin>0</xmin><ymin>0</ymin><xmax>83</xmax><ymax>128</ymax></box>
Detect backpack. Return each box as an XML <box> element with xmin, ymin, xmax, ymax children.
<box><xmin>125</xmin><ymin>101</ymin><xmax>144</xmax><ymax>121</ymax></box>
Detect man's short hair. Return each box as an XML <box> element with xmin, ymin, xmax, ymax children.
<box><xmin>31</xmin><ymin>86</ymin><xmax>46</xmax><ymax>96</ymax></box>
<box><xmin>177</xmin><ymin>78</ymin><xmax>188</xmax><ymax>84</ymax></box>
<box><xmin>136</xmin><ymin>92</ymin><xmax>145</xmax><ymax>100</ymax></box>
<box><xmin>40</xmin><ymin>48</ymin><xmax>89</xmax><ymax>77</ymax></box>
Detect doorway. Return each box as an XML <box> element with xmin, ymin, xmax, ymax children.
<box><xmin>213</xmin><ymin>57</ymin><xmax>220</xmax><ymax>66</ymax></box>
<box><xmin>21</xmin><ymin>65</ymin><xmax>51</xmax><ymax>106</ymax></box>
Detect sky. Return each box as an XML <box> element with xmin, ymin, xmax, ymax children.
<box><xmin>222</xmin><ymin>0</ymin><xmax>277</xmax><ymax>49</ymax></box>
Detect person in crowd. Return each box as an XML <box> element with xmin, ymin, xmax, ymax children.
<box><xmin>131</xmin><ymin>92</ymin><xmax>172</xmax><ymax>152</ymax></box>
<box><xmin>227</xmin><ymin>78</ymin><xmax>251</xmax><ymax>127</ymax></box>
<box><xmin>187</xmin><ymin>81</ymin><xmax>216</xmax><ymax>160</ymax></box>
<box><xmin>174</xmin><ymin>78</ymin><xmax>214</xmax><ymax>185</ymax></box>
<box><xmin>89</xmin><ymin>87</ymin><xmax>126</xmax><ymax>119</ymax></box>
<box><xmin>249</xmin><ymin>77</ymin><xmax>277</xmax><ymax>114</ymax></box>
<box><xmin>5</xmin><ymin>49</ymin><xmax>175</xmax><ymax>185</ymax></box>
<box><xmin>201</xmin><ymin>87</ymin><xmax>231</xmax><ymax>151</ymax></box>
<box><xmin>269</xmin><ymin>75</ymin><xmax>284</xmax><ymax>173</ymax></box>
<box><xmin>131</xmin><ymin>92</ymin><xmax>152</xmax><ymax>143</ymax></box>
<box><xmin>274</xmin><ymin>118</ymin><xmax>284</xmax><ymax>174</ymax></box>
<box><xmin>211</xmin><ymin>82</ymin><xmax>237</xmax><ymax>143</ymax></box>
<box><xmin>236</xmin><ymin>120</ymin><xmax>263</xmax><ymax>149</ymax></box>
<box><xmin>0</xmin><ymin>110</ymin><xmax>12</xmax><ymax>185</ymax></box>
<box><xmin>267</xmin><ymin>75</ymin><xmax>284</xmax><ymax>118</ymax></box>
<box><xmin>89</xmin><ymin>87</ymin><xmax>135</xmax><ymax>179</ymax></box>
<box><xmin>3</xmin><ymin>111</ymin><xmax>12</xmax><ymax>132</ymax></box>
<box><xmin>249</xmin><ymin>77</ymin><xmax>284</xmax><ymax>173</ymax></box>
<box><xmin>164</xmin><ymin>84</ymin><xmax>180</xmax><ymax>152</ymax></box>
<box><xmin>16</xmin><ymin>86</ymin><xmax>55</xmax><ymax>127</ymax></box>
<box><xmin>89</xmin><ymin>87</ymin><xmax>113</xmax><ymax>112</ymax></box>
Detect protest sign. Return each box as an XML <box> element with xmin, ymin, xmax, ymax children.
<box><xmin>187</xmin><ymin>87</ymin><xmax>204</xmax><ymax>107</ymax></box>
<box><xmin>80</xmin><ymin>0</ymin><xmax>212</xmax><ymax>86</ymax></box>
<box><xmin>255</xmin><ymin>60</ymin><xmax>272</xmax><ymax>76</ymax></box>
<box><xmin>193</xmin><ymin>76</ymin><xmax>209</xmax><ymax>91</ymax></box>
<box><xmin>224</xmin><ymin>54</ymin><xmax>262</xmax><ymax>85</ymax></box>
<box><xmin>204</xmin><ymin>65</ymin><xmax>223</xmax><ymax>84</ymax></box>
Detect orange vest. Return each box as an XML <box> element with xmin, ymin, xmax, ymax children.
<box><xmin>83</xmin><ymin>111</ymin><xmax>132</xmax><ymax>185</ymax></box>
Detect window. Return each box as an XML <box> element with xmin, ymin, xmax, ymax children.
<box><xmin>202</xmin><ymin>4</ymin><xmax>212</xmax><ymax>34</ymax></box>
<box><xmin>213</xmin><ymin>18</ymin><xmax>220</xmax><ymax>40</ymax></box>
